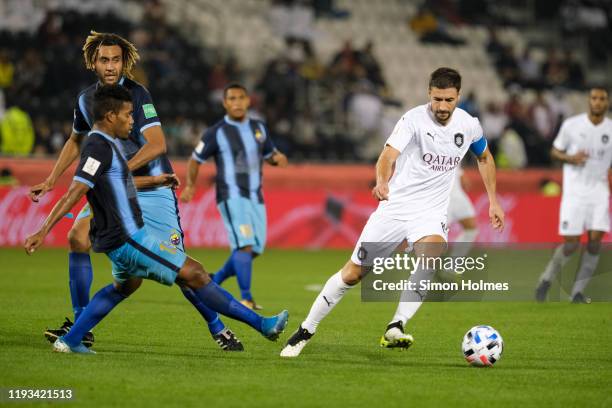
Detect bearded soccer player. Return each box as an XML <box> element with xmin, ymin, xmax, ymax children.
<box><xmin>29</xmin><ymin>32</ymin><xmax>242</xmax><ymax>350</ymax></box>
<box><xmin>536</xmin><ymin>87</ymin><xmax>612</xmax><ymax>304</ymax></box>
<box><xmin>280</xmin><ymin>67</ymin><xmax>504</xmax><ymax>357</ymax></box>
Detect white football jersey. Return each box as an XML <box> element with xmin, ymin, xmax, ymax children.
<box><xmin>553</xmin><ymin>113</ymin><xmax>612</xmax><ymax>203</ymax></box>
<box><xmin>378</xmin><ymin>104</ymin><xmax>485</xmax><ymax>220</ymax></box>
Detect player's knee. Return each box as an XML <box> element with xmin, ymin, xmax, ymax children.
<box><xmin>341</xmin><ymin>260</ymin><xmax>362</xmax><ymax>285</ymax></box>
<box><xmin>183</xmin><ymin>262</ymin><xmax>210</xmax><ymax>289</ymax></box>
<box><xmin>113</xmin><ymin>279</ymin><xmax>142</xmax><ymax>297</ymax></box>
<box><xmin>67</xmin><ymin>228</ymin><xmax>90</xmax><ymax>252</ymax></box>
<box><xmin>586</xmin><ymin>240</ymin><xmax>601</xmax><ymax>255</ymax></box>
<box><xmin>562</xmin><ymin>241</ymin><xmax>579</xmax><ymax>256</ymax></box>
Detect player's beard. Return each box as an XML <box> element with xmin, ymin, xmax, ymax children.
<box><xmin>435</xmin><ymin>110</ymin><xmax>451</xmax><ymax>123</ymax></box>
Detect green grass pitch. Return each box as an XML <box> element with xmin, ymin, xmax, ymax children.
<box><xmin>1</xmin><ymin>248</ymin><xmax>611</xmax><ymax>407</ymax></box>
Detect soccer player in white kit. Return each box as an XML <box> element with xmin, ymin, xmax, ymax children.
<box><xmin>536</xmin><ymin>87</ymin><xmax>611</xmax><ymax>303</ymax></box>
<box><xmin>280</xmin><ymin>68</ymin><xmax>505</xmax><ymax>357</ymax></box>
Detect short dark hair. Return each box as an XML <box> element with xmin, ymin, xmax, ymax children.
<box><xmin>223</xmin><ymin>83</ymin><xmax>248</xmax><ymax>99</ymax></box>
<box><xmin>429</xmin><ymin>67</ymin><xmax>462</xmax><ymax>91</ymax></box>
<box><xmin>590</xmin><ymin>86</ymin><xmax>609</xmax><ymax>96</ymax></box>
<box><xmin>93</xmin><ymin>84</ymin><xmax>132</xmax><ymax>121</ymax></box>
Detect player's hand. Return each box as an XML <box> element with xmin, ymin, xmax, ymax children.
<box><xmin>29</xmin><ymin>180</ymin><xmax>53</xmax><ymax>202</ymax></box>
<box><xmin>24</xmin><ymin>231</ymin><xmax>45</xmax><ymax>255</ymax></box>
<box><xmin>570</xmin><ymin>151</ymin><xmax>588</xmax><ymax>166</ymax></box>
<box><xmin>272</xmin><ymin>152</ymin><xmax>288</xmax><ymax>168</ymax></box>
<box><xmin>156</xmin><ymin>173</ymin><xmax>180</xmax><ymax>189</ymax></box>
<box><xmin>489</xmin><ymin>201</ymin><xmax>504</xmax><ymax>232</ymax></box>
<box><xmin>180</xmin><ymin>185</ymin><xmax>195</xmax><ymax>203</ymax></box>
<box><xmin>372</xmin><ymin>183</ymin><xmax>389</xmax><ymax>201</ymax></box>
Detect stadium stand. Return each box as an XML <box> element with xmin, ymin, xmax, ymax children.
<box><xmin>0</xmin><ymin>0</ymin><xmax>609</xmax><ymax>164</ymax></box>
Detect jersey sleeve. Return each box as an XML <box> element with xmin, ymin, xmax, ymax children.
<box><xmin>385</xmin><ymin>115</ymin><xmax>414</xmax><ymax>152</ymax></box>
<box><xmin>260</xmin><ymin>123</ymin><xmax>276</xmax><ymax>159</ymax></box>
<box><xmin>73</xmin><ymin>139</ymin><xmax>112</xmax><ymax>188</ymax></box>
<box><xmin>192</xmin><ymin>127</ymin><xmax>219</xmax><ymax>163</ymax></box>
<box><xmin>72</xmin><ymin>97</ymin><xmax>90</xmax><ymax>135</ymax></box>
<box><xmin>135</xmin><ymin>87</ymin><xmax>162</xmax><ymax>134</ymax></box>
<box><xmin>552</xmin><ymin>121</ymin><xmax>570</xmax><ymax>151</ymax></box>
<box><xmin>469</xmin><ymin>119</ymin><xmax>488</xmax><ymax>156</ymax></box>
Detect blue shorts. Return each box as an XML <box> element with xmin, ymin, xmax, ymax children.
<box><xmin>137</xmin><ymin>187</ymin><xmax>184</xmax><ymax>251</ymax></box>
<box><xmin>75</xmin><ymin>188</ymin><xmax>183</xmax><ymax>250</ymax></box>
<box><xmin>108</xmin><ymin>228</ymin><xmax>187</xmax><ymax>286</ymax></box>
<box><xmin>218</xmin><ymin>197</ymin><xmax>267</xmax><ymax>254</ymax></box>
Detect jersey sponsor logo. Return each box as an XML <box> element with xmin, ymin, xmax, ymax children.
<box><xmin>422</xmin><ymin>153</ymin><xmax>461</xmax><ymax>172</ymax></box>
<box><xmin>82</xmin><ymin>157</ymin><xmax>101</xmax><ymax>176</ymax></box>
<box><xmin>195</xmin><ymin>141</ymin><xmax>205</xmax><ymax>154</ymax></box>
<box><xmin>602</xmin><ymin>134</ymin><xmax>609</xmax><ymax>144</ymax></box>
<box><xmin>142</xmin><ymin>104</ymin><xmax>158</xmax><ymax>119</ymax></box>
<box><xmin>454</xmin><ymin>133</ymin><xmax>464</xmax><ymax>148</ymax></box>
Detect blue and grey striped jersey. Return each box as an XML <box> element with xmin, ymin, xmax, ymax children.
<box><xmin>73</xmin><ymin>130</ymin><xmax>144</xmax><ymax>253</ymax></box>
<box><xmin>192</xmin><ymin>116</ymin><xmax>276</xmax><ymax>203</ymax></box>
<box><xmin>72</xmin><ymin>77</ymin><xmax>174</xmax><ymax>184</ymax></box>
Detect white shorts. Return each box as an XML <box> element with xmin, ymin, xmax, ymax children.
<box><xmin>558</xmin><ymin>199</ymin><xmax>610</xmax><ymax>236</ymax></box>
<box><xmin>448</xmin><ymin>184</ymin><xmax>476</xmax><ymax>223</ymax></box>
<box><xmin>350</xmin><ymin>210</ymin><xmax>448</xmax><ymax>265</ymax></box>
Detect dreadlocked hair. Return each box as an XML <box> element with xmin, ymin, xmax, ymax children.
<box><xmin>82</xmin><ymin>31</ymin><xmax>140</xmax><ymax>79</ymax></box>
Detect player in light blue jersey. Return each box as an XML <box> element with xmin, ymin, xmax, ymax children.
<box><xmin>28</xmin><ymin>32</ymin><xmax>242</xmax><ymax>351</ymax></box>
<box><xmin>181</xmin><ymin>83</ymin><xmax>288</xmax><ymax>310</ymax></box>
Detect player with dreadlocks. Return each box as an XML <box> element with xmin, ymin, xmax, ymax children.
<box><xmin>29</xmin><ymin>32</ymin><xmax>244</xmax><ymax>351</ymax></box>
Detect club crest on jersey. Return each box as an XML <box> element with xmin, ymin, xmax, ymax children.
<box><xmin>454</xmin><ymin>133</ymin><xmax>464</xmax><ymax>148</ymax></box>
<box><xmin>170</xmin><ymin>231</ymin><xmax>181</xmax><ymax>246</ymax></box>
<box><xmin>602</xmin><ymin>134</ymin><xmax>609</xmax><ymax>144</ymax></box>
<box><xmin>255</xmin><ymin>129</ymin><xmax>264</xmax><ymax>141</ymax></box>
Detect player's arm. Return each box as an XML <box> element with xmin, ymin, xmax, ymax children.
<box><xmin>372</xmin><ymin>145</ymin><xmax>401</xmax><ymax>201</ymax></box>
<box><xmin>266</xmin><ymin>149</ymin><xmax>288</xmax><ymax>167</ymax></box>
<box><xmin>550</xmin><ymin>121</ymin><xmax>587</xmax><ymax>165</ymax></box>
<box><xmin>29</xmin><ymin>130</ymin><xmax>86</xmax><ymax>202</ymax></box>
<box><xmin>474</xmin><ymin>146</ymin><xmax>504</xmax><ymax>231</ymax></box>
<box><xmin>25</xmin><ymin>180</ymin><xmax>89</xmax><ymax>254</ymax></box>
<box><xmin>126</xmin><ymin>125</ymin><xmax>167</xmax><ymax>172</ymax></box>
<box><xmin>180</xmin><ymin>158</ymin><xmax>200</xmax><ymax>202</ymax></box>
<box><xmin>180</xmin><ymin>128</ymin><xmax>219</xmax><ymax>202</ymax></box>
<box><xmin>550</xmin><ymin>147</ymin><xmax>588</xmax><ymax>165</ymax></box>
<box><xmin>133</xmin><ymin>173</ymin><xmax>180</xmax><ymax>190</ymax></box>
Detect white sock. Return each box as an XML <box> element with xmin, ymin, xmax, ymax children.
<box><xmin>571</xmin><ymin>252</ymin><xmax>600</xmax><ymax>297</ymax></box>
<box><xmin>389</xmin><ymin>267</ymin><xmax>435</xmax><ymax>326</ymax></box>
<box><xmin>302</xmin><ymin>271</ymin><xmax>353</xmax><ymax>333</ymax></box>
<box><xmin>450</xmin><ymin>228</ymin><xmax>478</xmax><ymax>257</ymax></box>
<box><xmin>540</xmin><ymin>245</ymin><xmax>572</xmax><ymax>283</ymax></box>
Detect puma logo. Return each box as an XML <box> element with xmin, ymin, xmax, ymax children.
<box><xmin>427</xmin><ymin>132</ymin><xmax>435</xmax><ymax>141</ymax></box>
<box><xmin>323</xmin><ymin>296</ymin><xmax>333</xmax><ymax>307</ymax></box>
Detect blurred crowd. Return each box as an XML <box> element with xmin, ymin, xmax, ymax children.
<box><xmin>0</xmin><ymin>0</ymin><xmax>609</xmax><ymax>167</ymax></box>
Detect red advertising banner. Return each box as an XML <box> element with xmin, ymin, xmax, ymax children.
<box><xmin>1</xmin><ymin>185</ymin><xmax>609</xmax><ymax>248</ymax></box>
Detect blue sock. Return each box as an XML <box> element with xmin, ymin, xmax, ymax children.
<box><xmin>63</xmin><ymin>284</ymin><xmax>126</xmax><ymax>347</ymax></box>
<box><xmin>193</xmin><ymin>281</ymin><xmax>263</xmax><ymax>332</ymax></box>
<box><xmin>68</xmin><ymin>252</ymin><xmax>93</xmax><ymax>322</ymax></box>
<box><xmin>180</xmin><ymin>287</ymin><xmax>225</xmax><ymax>335</ymax></box>
<box><xmin>232</xmin><ymin>251</ymin><xmax>253</xmax><ymax>300</ymax></box>
<box><xmin>212</xmin><ymin>253</ymin><xmax>236</xmax><ymax>285</ymax></box>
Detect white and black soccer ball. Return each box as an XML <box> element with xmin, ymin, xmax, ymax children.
<box><xmin>461</xmin><ymin>325</ymin><xmax>503</xmax><ymax>367</ymax></box>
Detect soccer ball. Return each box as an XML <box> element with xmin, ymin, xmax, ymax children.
<box><xmin>461</xmin><ymin>325</ymin><xmax>503</xmax><ymax>367</ymax></box>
